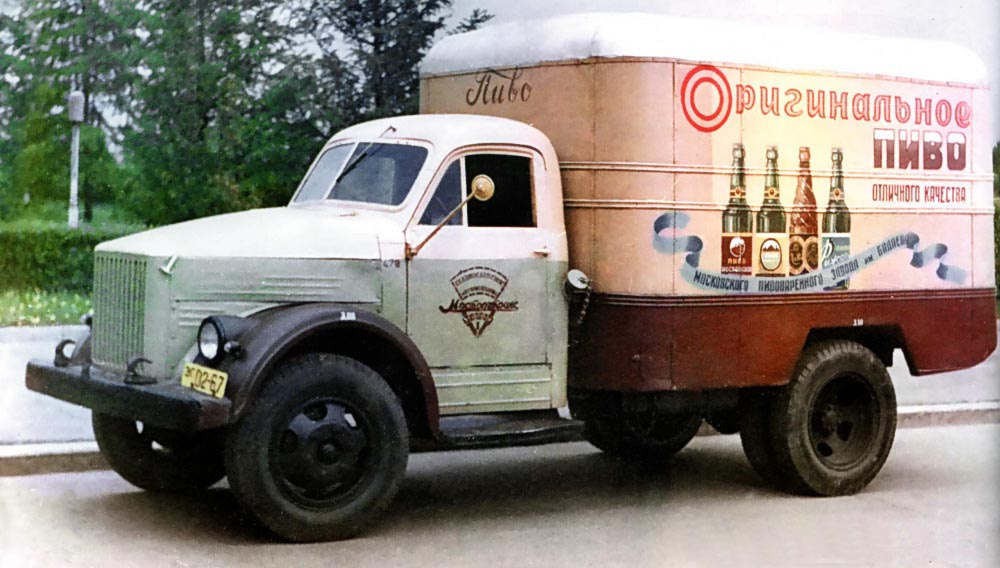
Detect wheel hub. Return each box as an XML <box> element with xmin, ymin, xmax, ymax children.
<box><xmin>817</xmin><ymin>405</ymin><xmax>843</xmax><ymax>436</ymax></box>
<box><xmin>809</xmin><ymin>375</ymin><xmax>877</xmax><ymax>469</ymax></box>
<box><xmin>275</xmin><ymin>400</ymin><xmax>368</xmax><ymax>500</ymax></box>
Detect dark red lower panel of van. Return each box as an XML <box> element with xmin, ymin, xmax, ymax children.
<box><xmin>569</xmin><ymin>288</ymin><xmax>997</xmax><ymax>392</ymax></box>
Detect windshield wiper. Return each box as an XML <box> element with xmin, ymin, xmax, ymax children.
<box><xmin>334</xmin><ymin>125</ymin><xmax>397</xmax><ymax>184</ymax></box>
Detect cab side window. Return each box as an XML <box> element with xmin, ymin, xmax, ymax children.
<box><xmin>419</xmin><ymin>161</ymin><xmax>462</xmax><ymax>225</ymax></box>
<box><xmin>466</xmin><ymin>154</ymin><xmax>535</xmax><ymax>228</ymax></box>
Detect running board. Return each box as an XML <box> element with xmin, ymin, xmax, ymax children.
<box><xmin>418</xmin><ymin>410</ymin><xmax>584</xmax><ymax>451</ymax></box>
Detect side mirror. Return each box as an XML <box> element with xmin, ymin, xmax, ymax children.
<box><xmin>406</xmin><ymin>174</ymin><xmax>497</xmax><ymax>259</ymax></box>
<box><xmin>470</xmin><ymin>174</ymin><xmax>495</xmax><ymax>202</ymax></box>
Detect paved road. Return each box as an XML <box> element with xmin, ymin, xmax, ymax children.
<box><xmin>2</xmin><ymin>324</ymin><xmax>997</xmax><ymax>445</ymax></box>
<box><xmin>0</xmin><ymin>424</ymin><xmax>997</xmax><ymax>567</ymax></box>
<box><xmin>0</xmin><ymin>326</ymin><xmax>91</xmax><ymax>445</ymax></box>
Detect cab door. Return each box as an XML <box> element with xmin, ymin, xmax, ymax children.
<box><xmin>406</xmin><ymin>149</ymin><xmax>558</xmax><ymax>415</ymax></box>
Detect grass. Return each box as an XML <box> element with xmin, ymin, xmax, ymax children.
<box><xmin>1</xmin><ymin>201</ymin><xmax>145</xmax><ymax>232</ymax></box>
<box><xmin>0</xmin><ymin>289</ymin><xmax>91</xmax><ymax>327</ymax></box>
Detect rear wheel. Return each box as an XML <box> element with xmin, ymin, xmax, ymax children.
<box><xmin>738</xmin><ymin>391</ymin><xmax>788</xmax><ymax>490</ymax></box>
<box><xmin>769</xmin><ymin>340</ymin><xmax>897</xmax><ymax>496</ymax></box>
<box><xmin>225</xmin><ymin>353</ymin><xmax>409</xmax><ymax>542</ymax></box>
<box><xmin>92</xmin><ymin>412</ymin><xmax>225</xmax><ymax>492</ymax></box>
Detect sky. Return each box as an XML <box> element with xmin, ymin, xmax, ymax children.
<box><xmin>450</xmin><ymin>0</ymin><xmax>1000</xmax><ymax>140</ymax></box>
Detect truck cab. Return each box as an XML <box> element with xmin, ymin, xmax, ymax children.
<box><xmin>27</xmin><ymin>113</ymin><xmax>575</xmax><ymax>541</ymax></box>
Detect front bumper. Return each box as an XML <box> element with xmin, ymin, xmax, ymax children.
<box><xmin>25</xmin><ymin>360</ymin><xmax>231</xmax><ymax>432</ymax></box>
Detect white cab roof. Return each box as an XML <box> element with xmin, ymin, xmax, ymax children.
<box><xmin>421</xmin><ymin>12</ymin><xmax>987</xmax><ymax>86</ymax></box>
<box><xmin>330</xmin><ymin>114</ymin><xmax>556</xmax><ymax>157</ymax></box>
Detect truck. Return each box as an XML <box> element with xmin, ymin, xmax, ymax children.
<box><xmin>26</xmin><ymin>13</ymin><xmax>996</xmax><ymax>542</ymax></box>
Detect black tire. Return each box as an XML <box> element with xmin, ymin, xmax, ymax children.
<box><xmin>738</xmin><ymin>391</ymin><xmax>788</xmax><ymax>490</ymax></box>
<box><xmin>584</xmin><ymin>411</ymin><xmax>703</xmax><ymax>461</ymax></box>
<box><xmin>769</xmin><ymin>340</ymin><xmax>897</xmax><ymax>496</ymax></box>
<box><xmin>225</xmin><ymin>353</ymin><xmax>409</xmax><ymax>542</ymax></box>
<box><xmin>92</xmin><ymin>412</ymin><xmax>225</xmax><ymax>492</ymax></box>
<box><xmin>705</xmin><ymin>409</ymin><xmax>741</xmax><ymax>435</ymax></box>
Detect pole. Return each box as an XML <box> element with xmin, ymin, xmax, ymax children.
<box><xmin>69</xmin><ymin>123</ymin><xmax>80</xmax><ymax>228</ymax></box>
<box><xmin>67</xmin><ymin>90</ymin><xmax>84</xmax><ymax>229</ymax></box>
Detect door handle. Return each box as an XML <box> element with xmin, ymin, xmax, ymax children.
<box><xmin>532</xmin><ymin>246</ymin><xmax>550</xmax><ymax>257</ymax></box>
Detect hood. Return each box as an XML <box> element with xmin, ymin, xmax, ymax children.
<box><xmin>96</xmin><ymin>206</ymin><xmax>398</xmax><ymax>259</ymax></box>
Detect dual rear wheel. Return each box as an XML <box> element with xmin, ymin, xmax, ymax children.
<box><xmin>740</xmin><ymin>340</ymin><xmax>897</xmax><ymax>496</ymax></box>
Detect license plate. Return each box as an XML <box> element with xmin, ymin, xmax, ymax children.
<box><xmin>181</xmin><ymin>363</ymin><xmax>228</xmax><ymax>399</ymax></box>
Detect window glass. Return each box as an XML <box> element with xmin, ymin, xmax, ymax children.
<box><xmin>465</xmin><ymin>154</ymin><xmax>535</xmax><ymax>227</ymax></box>
<box><xmin>419</xmin><ymin>161</ymin><xmax>462</xmax><ymax>225</ymax></box>
<box><xmin>330</xmin><ymin>143</ymin><xmax>428</xmax><ymax>206</ymax></box>
<box><xmin>293</xmin><ymin>144</ymin><xmax>353</xmax><ymax>203</ymax></box>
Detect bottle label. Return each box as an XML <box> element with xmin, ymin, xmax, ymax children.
<box><xmin>721</xmin><ymin>233</ymin><xmax>752</xmax><ymax>275</ymax></box>
<box><xmin>821</xmin><ymin>234</ymin><xmax>851</xmax><ymax>290</ymax></box>
<box><xmin>789</xmin><ymin>234</ymin><xmax>819</xmax><ymax>275</ymax></box>
<box><xmin>754</xmin><ymin>233</ymin><xmax>787</xmax><ymax>277</ymax></box>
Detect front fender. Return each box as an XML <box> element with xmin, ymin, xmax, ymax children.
<box><xmin>219</xmin><ymin>303</ymin><xmax>438</xmax><ymax>434</ymax></box>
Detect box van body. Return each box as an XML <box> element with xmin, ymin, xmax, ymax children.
<box><xmin>419</xmin><ymin>12</ymin><xmax>996</xmax><ymax>394</ymax></box>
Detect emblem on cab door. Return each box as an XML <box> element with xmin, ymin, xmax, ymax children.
<box><xmin>439</xmin><ymin>267</ymin><xmax>519</xmax><ymax>337</ymax></box>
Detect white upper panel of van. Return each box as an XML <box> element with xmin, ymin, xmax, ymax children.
<box><xmin>421</xmin><ymin>12</ymin><xmax>987</xmax><ymax>86</ymax></box>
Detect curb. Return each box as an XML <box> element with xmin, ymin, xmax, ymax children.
<box><xmin>0</xmin><ymin>325</ymin><xmax>88</xmax><ymax>343</ymax></box>
<box><xmin>0</xmin><ymin>441</ymin><xmax>106</xmax><ymax>477</ymax></box>
<box><xmin>897</xmin><ymin>402</ymin><xmax>1000</xmax><ymax>428</ymax></box>
<box><xmin>2</xmin><ymin>402</ymin><xmax>997</xmax><ymax>478</ymax></box>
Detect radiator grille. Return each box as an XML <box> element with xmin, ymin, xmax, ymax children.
<box><xmin>92</xmin><ymin>254</ymin><xmax>147</xmax><ymax>369</ymax></box>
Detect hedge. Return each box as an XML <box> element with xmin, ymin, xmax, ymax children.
<box><xmin>0</xmin><ymin>221</ymin><xmax>143</xmax><ymax>293</ymax></box>
<box><xmin>995</xmin><ymin>206</ymin><xmax>999</xmax><ymax>294</ymax></box>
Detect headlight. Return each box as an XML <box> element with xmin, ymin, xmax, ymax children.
<box><xmin>197</xmin><ymin>315</ymin><xmax>253</xmax><ymax>364</ymax></box>
<box><xmin>198</xmin><ymin>319</ymin><xmax>222</xmax><ymax>362</ymax></box>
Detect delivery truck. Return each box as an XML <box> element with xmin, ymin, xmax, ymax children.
<box><xmin>26</xmin><ymin>13</ymin><xmax>996</xmax><ymax>541</ymax></box>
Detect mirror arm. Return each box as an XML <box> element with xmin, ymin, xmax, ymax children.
<box><xmin>405</xmin><ymin>192</ymin><xmax>477</xmax><ymax>260</ymax></box>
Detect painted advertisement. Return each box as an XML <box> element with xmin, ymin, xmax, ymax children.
<box><xmin>421</xmin><ymin>58</ymin><xmax>992</xmax><ymax>297</ymax></box>
<box><xmin>670</xmin><ymin>62</ymin><xmax>983</xmax><ymax>294</ymax></box>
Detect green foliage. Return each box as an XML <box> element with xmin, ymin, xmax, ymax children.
<box><xmin>0</xmin><ymin>289</ymin><xmax>91</xmax><ymax>326</ymax></box>
<box><xmin>2</xmin><ymin>0</ymin><xmax>494</xmax><ymax>228</ymax></box>
<box><xmin>1</xmin><ymin>1</ymin><xmax>139</xmax><ymax>220</ymax></box>
<box><xmin>120</xmin><ymin>1</ymin><xmax>303</xmax><ymax>224</ymax></box>
<box><xmin>0</xmin><ymin>216</ymin><xmax>143</xmax><ymax>292</ymax></box>
<box><xmin>301</xmin><ymin>0</ymin><xmax>472</xmax><ymax>119</ymax></box>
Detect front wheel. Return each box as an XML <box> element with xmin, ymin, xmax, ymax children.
<box><xmin>92</xmin><ymin>412</ymin><xmax>225</xmax><ymax>492</ymax></box>
<box><xmin>769</xmin><ymin>340</ymin><xmax>897</xmax><ymax>496</ymax></box>
<box><xmin>225</xmin><ymin>353</ymin><xmax>409</xmax><ymax>542</ymax></box>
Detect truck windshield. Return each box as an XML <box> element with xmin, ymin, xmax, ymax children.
<box><xmin>292</xmin><ymin>143</ymin><xmax>428</xmax><ymax>206</ymax></box>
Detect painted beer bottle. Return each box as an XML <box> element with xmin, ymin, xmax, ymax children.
<box><xmin>755</xmin><ymin>146</ymin><xmax>787</xmax><ymax>277</ymax></box>
<box><xmin>822</xmin><ymin>147</ymin><xmax>851</xmax><ymax>289</ymax></box>
<box><xmin>789</xmin><ymin>147</ymin><xmax>819</xmax><ymax>276</ymax></box>
<box><xmin>722</xmin><ymin>143</ymin><xmax>753</xmax><ymax>275</ymax></box>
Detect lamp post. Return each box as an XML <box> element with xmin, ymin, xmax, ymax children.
<box><xmin>67</xmin><ymin>90</ymin><xmax>84</xmax><ymax>228</ymax></box>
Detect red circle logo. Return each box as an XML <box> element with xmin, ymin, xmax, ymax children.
<box><xmin>681</xmin><ymin>65</ymin><xmax>732</xmax><ymax>133</ymax></box>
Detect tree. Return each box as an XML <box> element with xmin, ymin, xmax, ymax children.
<box><xmin>1</xmin><ymin>1</ymin><xmax>494</xmax><ymax>226</ymax></box>
<box><xmin>121</xmin><ymin>0</ymin><xmax>323</xmax><ymax>224</ymax></box>
<box><xmin>299</xmin><ymin>0</ymin><xmax>492</xmax><ymax>120</ymax></box>
<box><xmin>1</xmin><ymin>0</ymin><xmax>139</xmax><ymax>220</ymax></box>
<box><xmin>450</xmin><ymin>8</ymin><xmax>492</xmax><ymax>35</ymax></box>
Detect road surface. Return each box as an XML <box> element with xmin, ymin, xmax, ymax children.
<box><xmin>1</xmin><ymin>424</ymin><xmax>997</xmax><ymax>567</ymax></box>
